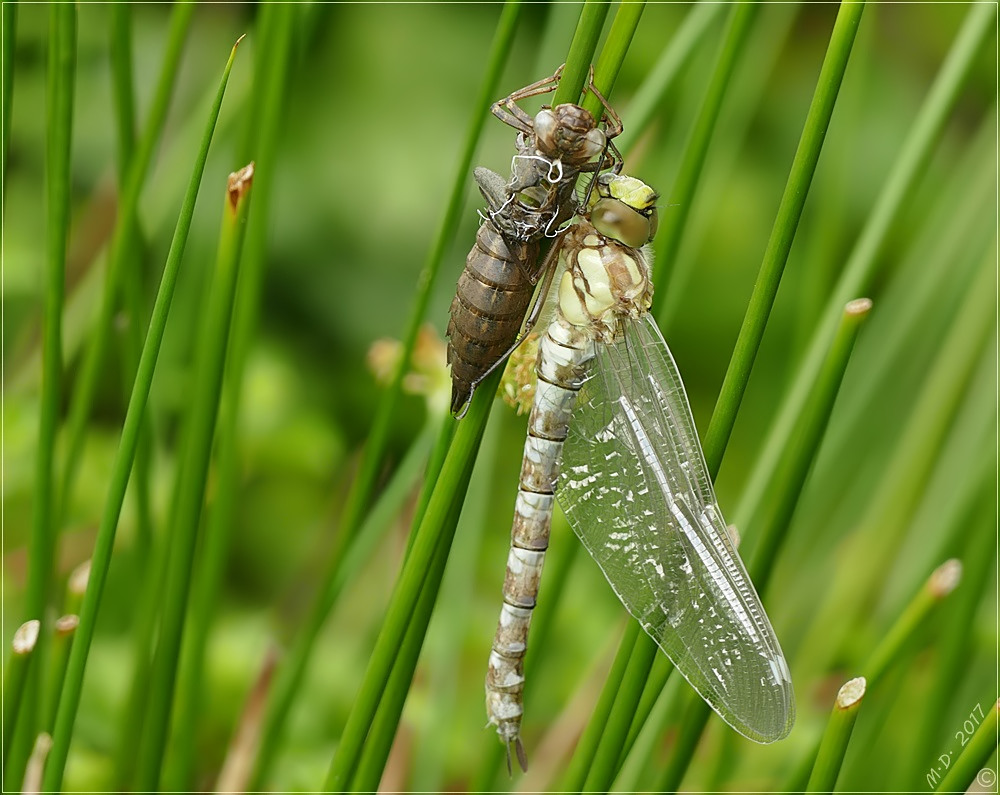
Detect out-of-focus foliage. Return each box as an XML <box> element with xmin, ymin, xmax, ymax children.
<box><xmin>3</xmin><ymin>3</ymin><xmax>995</xmax><ymax>792</ymax></box>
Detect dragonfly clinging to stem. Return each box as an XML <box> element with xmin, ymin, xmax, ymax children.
<box><xmin>485</xmin><ymin>173</ymin><xmax>795</xmax><ymax>772</ymax></box>
<box><xmin>447</xmin><ymin>67</ymin><xmax>623</xmax><ymax>416</ymax></box>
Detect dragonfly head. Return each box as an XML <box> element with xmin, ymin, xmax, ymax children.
<box><xmin>589</xmin><ymin>174</ymin><xmax>659</xmax><ymax>248</ymax></box>
<box><xmin>534</xmin><ymin>104</ymin><xmax>606</xmax><ymax>166</ymax></box>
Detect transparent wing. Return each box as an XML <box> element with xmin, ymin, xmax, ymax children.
<box><xmin>558</xmin><ymin>314</ymin><xmax>795</xmax><ymax>743</ymax></box>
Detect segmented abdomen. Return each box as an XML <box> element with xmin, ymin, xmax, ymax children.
<box><xmin>485</xmin><ymin>315</ymin><xmax>594</xmax><ymax>753</ymax></box>
<box><xmin>447</xmin><ymin>222</ymin><xmax>538</xmax><ymax>414</ymax></box>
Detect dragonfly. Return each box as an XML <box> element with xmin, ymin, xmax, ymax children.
<box><xmin>485</xmin><ymin>173</ymin><xmax>795</xmax><ymax>771</ymax></box>
<box><xmin>447</xmin><ymin>67</ymin><xmax>623</xmax><ymax>416</ymax></box>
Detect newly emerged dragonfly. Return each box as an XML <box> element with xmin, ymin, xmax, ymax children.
<box><xmin>447</xmin><ymin>68</ymin><xmax>623</xmax><ymax>415</ymax></box>
<box><xmin>485</xmin><ymin>174</ymin><xmax>795</xmax><ymax>770</ymax></box>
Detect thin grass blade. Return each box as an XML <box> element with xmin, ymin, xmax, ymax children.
<box><xmin>914</xmin><ymin>473</ymin><xmax>998</xmax><ymax>788</ymax></box>
<box><xmin>559</xmin><ymin>621</ymin><xmax>640</xmax><ymax>792</ymax></box>
<box><xmin>108</xmin><ymin>1</ymin><xmax>156</xmax><ymax>566</ymax></box>
<box><xmin>795</xmin><ymin>256</ymin><xmax>996</xmax><ymax>675</ymax></box>
<box><xmin>322</xmin><ymin>366</ymin><xmax>500</xmax><ymax>791</ymax></box>
<box><xmin>583</xmin><ymin>1</ymin><xmax>646</xmax><ymax>119</ymax></box>
<box><xmin>10</xmin><ymin>9</ymin><xmax>75</xmax><ymax>784</ymax></box>
<box><xmin>617</xmin><ymin>3</ymin><xmax>724</xmax><ymax>157</ymax></box>
<box><xmin>651</xmin><ymin>0</ymin><xmax>757</xmax><ymax>325</ymax></box>
<box><xmin>864</xmin><ymin>560</ymin><xmax>962</xmax><ymax>688</ymax></box>
<box><xmin>26</xmin><ymin>0</ymin><xmax>75</xmax><ymax>634</ymax></box>
<box><xmin>348</xmin><ymin>475</ymin><xmax>467</xmax><ymax>792</ymax></box>
<box><xmin>164</xmin><ymin>9</ymin><xmax>297</xmax><ymax>789</ymax></box>
<box><xmin>582</xmin><ymin>630</ymin><xmax>657</xmax><ymax>793</ymax></box>
<box><xmin>41</xmin><ymin>615</ymin><xmax>78</xmax><ymax>735</ymax></box>
<box><xmin>749</xmin><ymin>297</ymin><xmax>872</xmax><ymax>591</ymax></box>
<box><xmin>42</xmin><ymin>41</ymin><xmax>244</xmax><ymax>793</ymax></box>
<box><xmin>248</xmin><ymin>7</ymin><xmax>521</xmax><ymax>788</ymax></box>
<box><xmin>650</xmin><ymin>293</ymin><xmax>871</xmax><ymax>792</ymax></box>
<box><xmin>2</xmin><ymin>620</ymin><xmax>40</xmax><ymax>771</ymax></box>
<box><xmin>735</xmin><ymin>2</ymin><xmax>997</xmax><ymax>532</ymax></box>
<box><xmin>133</xmin><ymin>160</ymin><xmax>255</xmax><ymax>791</ymax></box>
<box><xmin>575</xmin><ymin>5</ymin><xmax>858</xmax><ymax>781</ymax></box>
<box><xmin>806</xmin><ymin>677</ymin><xmax>867</xmax><ymax>792</ymax></box>
<box><xmin>702</xmin><ymin>0</ymin><xmax>867</xmax><ymax>462</ymax></box>
<box><xmin>2</xmin><ymin>0</ymin><xmax>16</xmax><ymax>197</ymax></box>
<box><xmin>58</xmin><ymin>0</ymin><xmax>195</xmax><ymax>519</ymax></box>
<box><xmin>551</xmin><ymin>0</ymin><xmax>611</xmax><ymax>107</ymax></box>
<box><xmin>934</xmin><ymin>698</ymin><xmax>1000</xmax><ymax>793</ymax></box>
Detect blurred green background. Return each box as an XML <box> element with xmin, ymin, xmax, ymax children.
<box><xmin>3</xmin><ymin>2</ymin><xmax>996</xmax><ymax>791</ymax></box>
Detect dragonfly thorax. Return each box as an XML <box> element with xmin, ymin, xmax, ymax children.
<box><xmin>557</xmin><ymin>221</ymin><xmax>653</xmax><ymax>343</ymax></box>
<box><xmin>534</xmin><ymin>104</ymin><xmax>606</xmax><ymax>165</ymax></box>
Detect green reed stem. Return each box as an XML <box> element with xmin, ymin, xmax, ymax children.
<box><xmin>651</xmin><ymin>0</ymin><xmax>756</xmax><ymax>326</ymax></box>
<box><xmin>750</xmin><ymin>297</ymin><xmax>872</xmax><ymax>592</ymax></box>
<box><xmin>933</xmin><ymin>702</ymin><xmax>998</xmax><ymax>790</ymax></box>
<box><xmin>617</xmin><ymin>2</ymin><xmax>725</xmax><ymax>157</ymax></box>
<box><xmin>2</xmin><ymin>620</ymin><xmax>40</xmax><ymax>771</ymax></box>
<box><xmin>621</xmin><ymin>652</ymin><xmax>673</xmax><ymax>758</ymax></box>
<box><xmin>324</xmin><ymin>0</ymin><xmax>520</xmax><ymax>573</ymax></box>
<box><xmin>109</xmin><ymin>1</ymin><xmax>156</xmax><ymax>566</ymax></box>
<box><xmin>914</xmin><ymin>475</ymin><xmax>997</xmax><ymax>788</ymax></box>
<box><xmin>640</xmin><ymin>129</ymin><xmax>872</xmax><ymax>795</ymax></box>
<box><xmin>806</xmin><ymin>677</ymin><xmax>867</xmax><ymax>792</ymax></box>
<box><xmin>560</xmin><ymin>621</ymin><xmax>639</xmax><ymax>792</ymax></box>
<box><xmin>133</xmin><ymin>160</ymin><xmax>254</xmax><ymax>792</ymax></box>
<box><xmin>735</xmin><ymin>1</ymin><xmax>996</xmax><ymax>532</ymax></box>
<box><xmin>810</xmin><ymin>110</ymin><xmax>995</xmax><ymax>516</ymax></box>
<box><xmin>702</xmin><ymin>0</ymin><xmax>866</xmax><ymax>463</ymax></box>
<box><xmin>42</xmin><ymin>41</ymin><xmax>242</xmax><ymax>793</ymax></box>
<box><xmin>113</xmin><ymin>531</ymin><xmax>167</xmax><ymax>789</ymax></box>
<box><xmin>552</xmin><ymin>0</ymin><xmax>611</xmax><ymax>107</ymax></box>
<box><xmin>795</xmin><ymin>256</ymin><xmax>995</xmax><ymax>675</ymax></box>
<box><xmin>528</xmin><ymin>9</ymin><xmax>729</xmax><ymax>779</ymax></box>
<box><xmin>58</xmin><ymin>0</ymin><xmax>194</xmax><ymax>522</ymax></box>
<box><xmin>2</xmin><ymin>0</ymin><xmax>16</xmax><ymax>197</ymax></box>
<box><xmin>249</xmin><ymin>6</ymin><xmax>521</xmax><ymax>788</ymax></box>
<box><xmin>11</xmin><ymin>11</ymin><xmax>76</xmax><ymax>778</ymax></box>
<box><xmin>323</xmin><ymin>367</ymin><xmax>500</xmax><ymax>791</ymax></box>
<box><xmin>348</xmin><ymin>471</ymin><xmax>466</xmax><ymax>792</ymax></box>
<box><xmin>352</xmin><ymin>418</ymin><xmax>462</xmax><ymax>792</ymax></box>
<box><xmin>26</xmin><ymin>0</ymin><xmax>74</xmax><ymax>634</ymax></box>
<box><xmin>165</xmin><ymin>9</ymin><xmax>296</xmax><ymax>789</ymax></box>
<box><xmin>109</xmin><ymin>4</ymin><xmax>136</xmax><ymax>173</ymax></box>
<box><xmin>582</xmin><ymin>629</ymin><xmax>657</xmax><ymax>793</ymax></box>
<box><xmin>583</xmin><ymin>1</ymin><xmax>645</xmax><ymax>120</ymax></box>
<box><xmin>63</xmin><ymin>560</ymin><xmax>89</xmax><ymax>618</ymax></box>
<box><xmin>864</xmin><ymin>559</ymin><xmax>962</xmax><ymax>688</ymax></box>
<box><xmin>42</xmin><ymin>615</ymin><xmax>78</xmax><ymax>735</ymax></box>
<box><xmin>934</xmin><ymin>698</ymin><xmax>1000</xmax><ymax>793</ymax></box>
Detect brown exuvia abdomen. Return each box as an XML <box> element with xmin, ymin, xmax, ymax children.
<box><xmin>447</xmin><ymin>222</ymin><xmax>539</xmax><ymax>415</ymax></box>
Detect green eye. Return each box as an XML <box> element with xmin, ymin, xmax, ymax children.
<box><xmin>591</xmin><ymin>199</ymin><xmax>652</xmax><ymax>248</ymax></box>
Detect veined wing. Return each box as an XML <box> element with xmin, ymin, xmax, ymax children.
<box><xmin>558</xmin><ymin>314</ymin><xmax>794</xmax><ymax>743</ymax></box>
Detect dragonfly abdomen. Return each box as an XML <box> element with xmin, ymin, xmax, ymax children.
<box><xmin>485</xmin><ymin>317</ymin><xmax>594</xmax><ymax>761</ymax></box>
<box><xmin>447</xmin><ymin>223</ymin><xmax>538</xmax><ymax>415</ymax></box>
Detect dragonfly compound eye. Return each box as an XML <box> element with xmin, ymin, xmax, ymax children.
<box><xmin>535</xmin><ymin>104</ymin><xmax>600</xmax><ymax>163</ymax></box>
<box><xmin>579</xmin><ymin>127</ymin><xmax>607</xmax><ymax>161</ymax></box>
<box><xmin>591</xmin><ymin>198</ymin><xmax>653</xmax><ymax>249</ymax></box>
<box><xmin>533</xmin><ymin>109</ymin><xmax>558</xmax><ymax>151</ymax></box>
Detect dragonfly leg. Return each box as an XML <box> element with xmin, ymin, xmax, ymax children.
<box><xmin>584</xmin><ymin>71</ymin><xmax>624</xmax><ymax>140</ymax></box>
<box><xmin>491</xmin><ymin>68</ymin><xmax>563</xmax><ymax>134</ymax></box>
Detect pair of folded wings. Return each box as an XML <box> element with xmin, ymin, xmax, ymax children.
<box><xmin>557</xmin><ymin>313</ymin><xmax>795</xmax><ymax>744</ymax></box>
